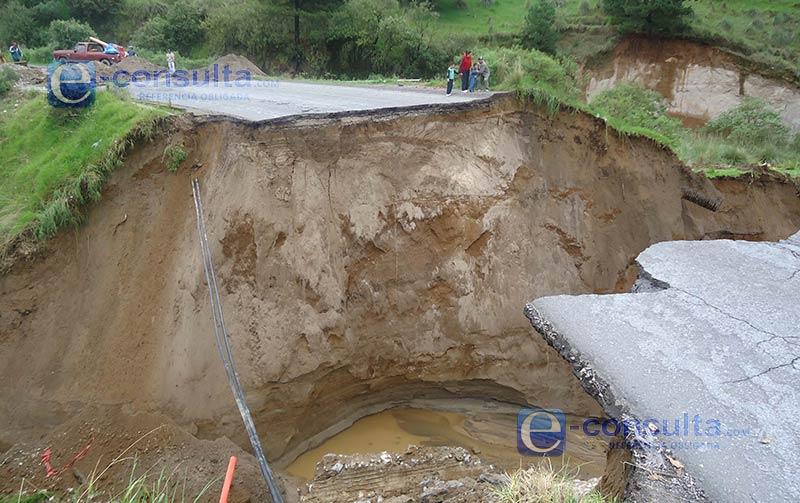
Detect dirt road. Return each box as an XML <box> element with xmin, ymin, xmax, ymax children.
<box><xmin>126</xmin><ymin>78</ymin><xmax>490</xmax><ymax>121</ymax></box>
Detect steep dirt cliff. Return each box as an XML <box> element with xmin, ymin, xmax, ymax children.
<box><xmin>1</xmin><ymin>96</ymin><xmax>799</xmax><ymax>500</ymax></box>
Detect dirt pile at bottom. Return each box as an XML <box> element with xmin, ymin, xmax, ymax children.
<box><xmin>1</xmin><ymin>96</ymin><xmax>799</xmax><ymax>500</ymax></box>
<box><xmin>0</xmin><ymin>408</ymin><xmax>276</xmax><ymax>502</ymax></box>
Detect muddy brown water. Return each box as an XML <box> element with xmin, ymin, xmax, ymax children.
<box><xmin>286</xmin><ymin>400</ymin><xmax>609</xmax><ymax>481</ymax></box>
<box><xmin>585</xmin><ymin>37</ymin><xmax>800</xmax><ymax>131</ymax></box>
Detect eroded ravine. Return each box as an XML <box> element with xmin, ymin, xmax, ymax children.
<box><xmin>1</xmin><ymin>96</ymin><xmax>799</xmax><ymax>500</ymax></box>
<box><xmin>586</xmin><ymin>36</ymin><xmax>800</xmax><ymax>131</ymax></box>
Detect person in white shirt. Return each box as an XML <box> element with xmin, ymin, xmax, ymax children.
<box><xmin>166</xmin><ymin>50</ymin><xmax>176</xmax><ymax>74</ymax></box>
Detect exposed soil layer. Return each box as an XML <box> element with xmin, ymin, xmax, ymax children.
<box><xmin>299</xmin><ymin>446</ymin><xmax>601</xmax><ymax>502</ymax></box>
<box><xmin>586</xmin><ymin>36</ymin><xmax>800</xmax><ymax>131</ymax></box>
<box><xmin>2</xmin><ymin>62</ymin><xmax>46</xmax><ymax>85</ymax></box>
<box><xmin>1</xmin><ymin>96</ymin><xmax>799</xmax><ymax>500</ymax></box>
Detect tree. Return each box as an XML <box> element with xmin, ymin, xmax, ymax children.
<box><xmin>267</xmin><ymin>0</ymin><xmax>344</xmax><ymax>72</ymax></box>
<box><xmin>0</xmin><ymin>1</ymin><xmax>40</xmax><ymax>46</ymax></box>
<box><xmin>48</xmin><ymin>18</ymin><xmax>95</xmax><ymax>48</ymax></box>
<box><xmin>602</xmin><ymin>0</ymin><xmax>692</xmax><ymax>35</ymax></box>
<box><xmin>65</xmin><ymin>0</ymin><xmax>123</xmax><ymax>28</ymax></box>
<box><xmin>132</xmin><ymin>1</ymin><xmax>205</xmax><ymax>54</ymax></box>
<box><xmin>521</xmin><ymin>0</ymin><xmax>558</xmax><ymax>54</ymax></box>
<box><xmin>162</xmin><ymin>0</ymin><xmax>206</xmax><ymax>54</ymax></box>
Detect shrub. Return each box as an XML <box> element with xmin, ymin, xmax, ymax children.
<box><xmin>703</xmin><ymin>98</ymin><xmax>790</xmax><ymax>147</ymax></box>
<box><xmin>48</xmin><ymin>18</ymin><xmax>95</xmax><ymax>48</ymax></box>
<box><xmin>132</xmin><ymin>1</ymin><xmax>205</xmax><ymax>54</ymax></box>
<box><xmin>162</xmin><ymin>0</ymin><xmax>206</xmax><ymax>55</ymax></box>
<box><xmin>521</xmin><ymin>0</ymin><xmax>559</xmax><ymax>55</ymax></box>
<box><xmin>480</xmin><ymin>46</ymin><xmax>582</xmax><ymax>102</ymax></box>
<box><xmin>758</xmin><ymin>144</ymin><xmax>780</xmax><ymax>163</ymax></box>
<box><xmin>24</xmin><ymin>45</ymin><xmax>57</xmax><ymax>64</ymax></box>
<box><xmin>0</xmin><ymin>67</ymin><xmax>20</xmax><ymax>97</ymax></box>
<box><xmin>206</xmin><ymin>1</ymin><xmax>293</xmax><ymax>71</ymax></box>
<box><xmin>602</xmin><ymin>0</ymin><xmax>693</xmax><ymax>35</ymax></box>
<box><xmin>327</xmin><ymin>0</ymin><xmax>447</xmax><ymax>78</ymax></box>
<box><xmin>133</xmin><ymin>16</ymin><xmax>170</xmax><ymax>51</ymax></box>
<box><xmin>590</xmin><ymin>83</ymin><xmax>685</xmax><ymax>140</ymax></box>
<box><xmin>163</xmin><ymin>144</ymin><xmax>187</xmax><ymax>172</ymax></box>
<box><xmin>720</xmin><ymin>145</ymin><xmax>748</xmax><ymax>165</ymax></box>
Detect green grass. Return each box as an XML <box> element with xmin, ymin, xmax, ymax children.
<box><xmin>689</xmin><ymin>0</ymin><xmax>800</xmax><ymax>81</ymax></box>
<box><xmin>434</xmin><ymin>0</ymin><xmax>530</xmax><ymax>38</ymax></box>
<box><xmin>0</xmin><ymin>493</ymin><xmax>50</xmax><ymax>503</ymax></box>
<box><xmin>0</xmin><ymin>90</ymin><xmax>167</xmax><ymax>251</ymax></box>
<box><xmin>700</xmin><ymin>167</ymin><xmax>747</xmax><ymax>178</ymax></box>
<box><xmin>2</xmin><ymin>466</ymin><xmax>217</xmax><ymax>503</ymax></box>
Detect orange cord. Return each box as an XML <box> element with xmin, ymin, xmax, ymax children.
<box><xmin>219</xmin><ymin>456</ymin><xmax>237</xmax><ymax>503</ymax></box>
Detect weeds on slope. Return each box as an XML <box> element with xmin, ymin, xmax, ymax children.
<box><xmin>3</xmin><ymin>427</ymin><xmax>218</xmax><ymax>503</ymax></box>
<box><xmin>493</xmin><ymin>463</ymin><xmax>616</xmax><ymax>503</ymax></box>
<box><xmin>0</xmin><ymin>90</ymin><xmax>169</xmax><ymax>259</ymax></box>
<box><xmin>3</xmin><ymin>465</ymin><xmax>217</xmax><ymax>503</ymax></box>
<box><xmin>590</xmin><ymin>84</ymin><xmax>800</xmax><ymax>176</ymax></box>
<box><xmin>482</xmin><ymin>50</ymin><xmax>799</xmax><ymax>180</ymax></box>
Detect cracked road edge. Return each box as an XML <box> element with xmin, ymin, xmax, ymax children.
<box><xmin>524</xmin><ymin>302</ymin><xmax>709</xmax><ymax>503</ymax></box>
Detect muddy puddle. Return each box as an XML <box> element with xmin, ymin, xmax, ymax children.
<box><xmin>585</xmin><ymin>37</ymin><xmax>800</xmax><ymax>131</ymax></box>
<box><xmin>286</xmin><ymin>400</ymin><xmax>610</xmax><ymax>481</ymax></box>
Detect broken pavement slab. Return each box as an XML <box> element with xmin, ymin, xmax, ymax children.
<box><xmin>526</xmin><ymin>231</ymin><xmax>800</xmax><ymax>503</ymax></box>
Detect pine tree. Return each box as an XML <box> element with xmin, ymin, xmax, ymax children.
<box><xmin>602</xmin><ymin>0</ymin><xmax>693</xmax><ymax>35</ymax></box>
<box><xmin>521</xmin><ymin>0</ymin><xmax>558</xmax><ymax>55</ymax></box>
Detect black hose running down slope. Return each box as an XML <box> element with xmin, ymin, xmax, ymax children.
<box><xmin>192</xmin><ymin>179</ymin><xmax>285</xmax><ymax>503</ymax></box>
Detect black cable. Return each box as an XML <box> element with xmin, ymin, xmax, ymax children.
<box><xmin>192</xmin><ymin>179</ymin><xmax>285</xmax><ymax>503</ymax></box>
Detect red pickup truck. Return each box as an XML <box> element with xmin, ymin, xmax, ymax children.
<box><xmin>53</xmin><ymin>42</ymin><xmax>124</xmax><ymax>65</ymax></box>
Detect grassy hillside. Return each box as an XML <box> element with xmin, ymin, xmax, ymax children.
<box><xmin>0</xmin><ymin>91</ymin><xmax>166</xmax><ymax>250</ymax></box>
<box><xmin>433</xmin><ymin>0</ymin><xmax>800</xmax><ymax>79</ymax></box>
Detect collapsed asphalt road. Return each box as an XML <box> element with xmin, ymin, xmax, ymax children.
<box><xmin>126</xmin><ymin>78</ymin><xmax>489</xmax><ymax>121</ymax></box>
<box><xmin>526</xmin><ymin>231</ymin><xmax>800</xmax><ymax>502</ymax></box>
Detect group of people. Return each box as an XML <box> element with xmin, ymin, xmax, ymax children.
<box><xmin>446</xmin><ymin>51</ymin><xmax>489</xmax><ymax>96</ymax></box>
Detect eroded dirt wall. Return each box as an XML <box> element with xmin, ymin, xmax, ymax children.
<box><xmin>586</xmin><ymin>37</ymin><xmax>800</xmax><ymax>131</ymax></box>
<box><xmin>1</xmin><ymin>97</ymin><xmax>799</xmax><ymax>497</ymax></box>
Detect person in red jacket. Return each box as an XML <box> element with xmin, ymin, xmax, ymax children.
<box><xmin>458</xmin><ymin>51</ymin><xmax>472</xmax><ymax>92</ymax></box>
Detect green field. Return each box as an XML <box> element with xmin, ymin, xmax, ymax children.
<box><xmin>0</xmin><ymin>91</ymin><xmax>166</xmax><ymax>249</ymax></box>
<box><xmin>434</xmin><ymin>0</ymin><xmax>532</xmax><ymax>35</ymax></box>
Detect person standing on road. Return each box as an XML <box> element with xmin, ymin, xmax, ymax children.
<box><xmin>477</xmin><ymin>57</ymin><xmax>490</xmax><ymax>91</ymax></box>
<box><xmin>8</xmin><ymin>42</ymin><xmax>23</xmax><ymax>62</ymax></box>
<box><xmin>446</xmin><ymin>62</ymin><xmax>457</xmax><ymax>96</ymax></box>
<box><xmin>166</xmin><ymin>49</ymin><xmax>176</xmax><ymax>74</ymax></box>
<box><xmin>458</xmin><ymin>51</ymin><xmax>472</xmax><ymax>92</ymax></box>
<box><xmin>469</xmin><ymin>62</ymin><xmax>479</xmax><ymax>92</ymax></box>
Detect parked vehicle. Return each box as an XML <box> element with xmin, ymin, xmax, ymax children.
<box><xmin>53</xmin><ymin>41</ymin><xmax>126</xmax><ymax>65</ymax></box>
